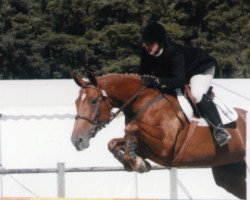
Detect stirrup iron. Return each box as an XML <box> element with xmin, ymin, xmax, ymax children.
<box><xmin>213</xmin><ymin>126</ymin><xmax>232</xmax><ymax>147</ymax></box>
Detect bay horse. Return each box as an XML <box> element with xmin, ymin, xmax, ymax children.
<box><xmin>71</xmin><ymin>73</ymin><xmax>247</xmax><ymax>199</ymax></box>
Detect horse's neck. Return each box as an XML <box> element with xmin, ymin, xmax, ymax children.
<box><xmin>98</xmin><ymin>74</ymin><xmax>142</xmax><ymax>107</ymax></box>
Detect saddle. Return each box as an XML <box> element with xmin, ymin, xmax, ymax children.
<box><xmin>176</xmin><ymin>84</ymin><xmax>238</xmax><ymax>127</ymax></box>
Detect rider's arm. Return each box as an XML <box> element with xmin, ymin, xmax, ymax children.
<box><xmin>138</xmin><ymin>49</ymin><xmax>151</xmax><ymax>75</ymax></box>
<box><xmin>158</xmin><ymin>50</ymin><xmax>186</xmax><ymax>89</ymax></box>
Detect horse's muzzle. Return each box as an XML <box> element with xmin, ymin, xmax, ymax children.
<box><xmin>71</xmin><ymin>135</ymin><xmax>90</xmax><ymax>151</ymax></box>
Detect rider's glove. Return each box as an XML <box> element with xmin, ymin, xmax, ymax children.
<box><xmin>142</xmin><ymin>76</ymin><xmax>159</xmax><ymax>88</ymax></box>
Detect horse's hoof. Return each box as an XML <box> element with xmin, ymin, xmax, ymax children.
<box><xmin>144</xmin><ymin>160</ymin><xmax>152</xmax><ymax>172</ymax></box>
<box><xmin>135</xmin><ymin>157</ymin><xmax>151</xmax><ymax>173</ymax></box>
<box><xmin>124</xmin><ymin>163</ymin><xmax>133</xmax><ymax>172</ymax></box>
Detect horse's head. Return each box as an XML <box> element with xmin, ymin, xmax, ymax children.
<box><xmin>71</xmin><ymin>72</ymin><xmax>112</xmax><ymax>151</ymax></box>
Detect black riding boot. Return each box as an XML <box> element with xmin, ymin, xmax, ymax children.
<box><xmin>196</xmin><ymin>94</ymin><xmax>232</xmax><ymax>146</ymax></box>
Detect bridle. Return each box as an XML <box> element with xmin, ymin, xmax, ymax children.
<box><xmin>75</xmin><ymin>85</ymin><xmax>110</xmax><ymax>138</ymax></box>
<box><xmin>75</xmin><ymin>85</ymin><xmax>146</xmax><ymax>137</ymax></box>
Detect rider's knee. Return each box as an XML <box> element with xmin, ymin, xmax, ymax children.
<box><xmin>190</xmin><ymin>74</ymin><xmax>213</xmax><ymax>103</ymax></box>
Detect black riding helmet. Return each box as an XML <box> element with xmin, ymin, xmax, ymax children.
<box><xmin>142</xmin><ymin>22</ymin><xmax>167</xmax><ymax>45</ymax></box>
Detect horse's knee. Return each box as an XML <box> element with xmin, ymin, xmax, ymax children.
<box><xmin>108</xmin><ymin>139</ymin><xmax>117</xmax><ymax>152</ymax></box>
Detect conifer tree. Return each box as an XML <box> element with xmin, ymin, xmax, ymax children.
<box><xmin>0</xmin><ymin>0</ymin><xmax>249</xmax><ymax>79</ymax></box>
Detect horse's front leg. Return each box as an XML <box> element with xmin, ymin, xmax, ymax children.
<box><xmin>108</xmin><ymin>138</ymin><xmax>133</xmax><ymax>171</ymax></box>
<box><xmin>124</xmin><ymin>122</ymin><xmax>151</xmax><ymax>173</ymax></box>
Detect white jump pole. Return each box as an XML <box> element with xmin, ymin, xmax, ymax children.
<box><xmin>57</xmin><ymin>162</ymin><xmax>65</xmax><ymax>197</ymax></box>
<box><xmin>170</xmin><ymin>168</ymin><xmax>178</xmax><ymax>199</ymax></box>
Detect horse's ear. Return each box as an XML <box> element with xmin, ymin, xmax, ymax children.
<box><xmin>85</xmin><ymin>70</ymin><xmax>97</xmax><ymax>86</ymax></box>
<box><xmin>72</xmin><ymin>72</ymin><xmax>88</xmax><ymax>87</ymax></box>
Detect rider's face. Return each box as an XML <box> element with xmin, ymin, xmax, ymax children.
<box><xmin>143</xmin><ymin>41</ymin><xmax>160</xmax><ymax>56</ymax></box>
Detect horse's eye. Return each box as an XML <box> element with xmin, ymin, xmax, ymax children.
<box><xmin>90</xmin><ymin>98</ymin><xmax>98</xmax><ymax>105</ymax></box>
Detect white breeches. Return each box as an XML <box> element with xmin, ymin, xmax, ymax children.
<box><xmin>190</xmin><ymin>66</ymin><xmax>215</xmax><ymax>103</ymax></box>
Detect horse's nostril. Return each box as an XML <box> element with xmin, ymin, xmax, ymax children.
<box><xmin>77</xmin><ymin>137</ymin><xmax>83</xmax><ymax>144</ymax></box>
<box><xmin>73</xmin><ymin>136</ymin><xmax>89</xmax><ymax>151</ymax></box>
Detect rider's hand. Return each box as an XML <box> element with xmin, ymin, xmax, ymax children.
<box><xmin>142</xmin><ymin>76</ymin><xmax>159</xmax><ymax>88</ymax></box>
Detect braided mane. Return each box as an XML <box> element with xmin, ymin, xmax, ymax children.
<box><xmin>97</xmin><ymin>73</ymin><xmax>140</xmax><ymax>81</ymax></box>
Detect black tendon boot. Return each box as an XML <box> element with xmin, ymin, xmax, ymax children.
<box><xmin>196</xmin><ymin>94</ymin><xmax>232</xmax><ymax>146</ymax></box>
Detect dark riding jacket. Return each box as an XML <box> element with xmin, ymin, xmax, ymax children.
<box><xmin>139</xmin><ymin>40</ymin><xmax>218</xmax><ymax>90</ymax></box>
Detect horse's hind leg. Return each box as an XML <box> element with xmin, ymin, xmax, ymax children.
<box><xmin>212</xmin><ymin>161</ymin><xmax>246</xmax><ymax>199</ymax></box>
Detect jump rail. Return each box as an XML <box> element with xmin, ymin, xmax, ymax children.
<box><xmin>0</xmin><ymin>165</ymin><xmax>170</xmax><ymax>174</ymax></box>
<box><xmin>0</xmin><ymin>164</ymin><xmax>178</xmax><ymax>199</ymax></box>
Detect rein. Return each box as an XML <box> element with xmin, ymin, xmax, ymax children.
<box><xmin>109</xmin><ymin>86</ymin><xmax>147</xmax><ymax>121</ymax></box>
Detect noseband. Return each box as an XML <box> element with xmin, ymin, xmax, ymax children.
<box><xmin>75</xmin><ymin>106</ymin><xmax>101</xmax><ymax>125</ymax></box>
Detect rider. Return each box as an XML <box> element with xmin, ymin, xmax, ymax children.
<box><xmin>139</xmin><ymin>21</ymin><xmax>232</xmax><ymax>147</ymax></box>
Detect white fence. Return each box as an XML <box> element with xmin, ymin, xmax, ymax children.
<box><xmin>0</xmin><ymin>163</ymin><xmax>179</xmax><ymax>198</ymax></box>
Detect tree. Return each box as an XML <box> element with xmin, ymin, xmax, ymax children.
<box><xmin>0</xmin><ymin>0</ymin><xmax>249</xmax><ymax>79</ymax></box>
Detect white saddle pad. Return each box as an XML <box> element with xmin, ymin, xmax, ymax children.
<box><xmin>175</xmin><ymin>88</ymin><xmax>238</xmax><ymax>127</ymax></box>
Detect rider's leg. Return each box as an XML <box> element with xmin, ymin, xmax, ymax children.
<box><xmin>196</xmin><ymin>94</ymin><xmax>232</xmax><ymax>146</ymax></box>
<box><xmin>190</xmin><ymin>66</ymin><xmax>232</xmax><ymax>146</ymax></box>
